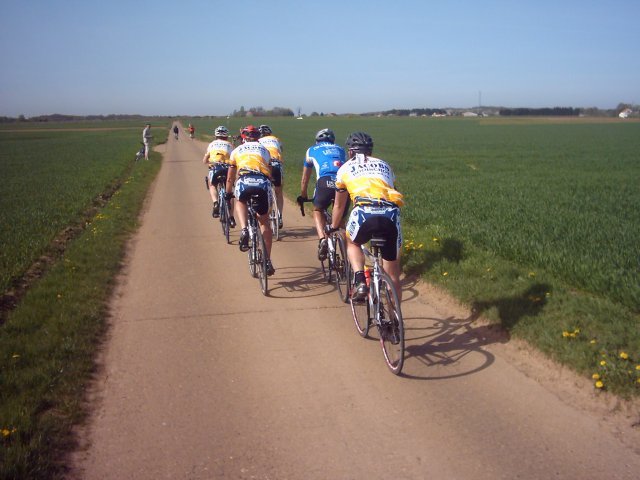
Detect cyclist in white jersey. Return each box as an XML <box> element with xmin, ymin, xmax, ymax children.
<box><xmin>258</xmin><ymin>125</ymin><xmax>284</xmax><ymax>228</ymax></box>
<box><xmin>203</xmin><ymin>126</ymin><xmax>235</xmax><ymax>226</ymax></box>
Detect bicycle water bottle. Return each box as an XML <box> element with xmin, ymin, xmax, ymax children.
<box><xmin>364</xmin><ymin>266</ymin><xmax>371</xmax><ymax>287</ymax></box>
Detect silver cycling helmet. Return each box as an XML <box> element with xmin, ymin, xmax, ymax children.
<box><xmin>315</xmin><ymin>128</ymin><xmax>335</xmax><ymax>144</ymax></box>
<box><xmin>258</xmin><ymin>124</ymin><xmax>272</xmax><ymax>136</ymax></box>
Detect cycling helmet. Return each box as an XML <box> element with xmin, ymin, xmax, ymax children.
<box><xmin>214</xmin><ymin>126</ymin><xmax>229</xmax><ymax>137</ymax></box>
<box><xmin>258</xmin><ymin>124</ymin><xmax>272</xmax><ymax>136</ymax></box>
<box><xmin>345</xmin><ymin>131</ymin><xmax>373</xmax><ymax>155</ymax></box>
<box><xmin>315</xmin><ymin>128</ymin><xmax>335</xmax><ymax>144</ymax></box>
<box><xmin>241</xmin><ymin>125</ymin><xmax>261</xmax><ymax>141</ymax></box>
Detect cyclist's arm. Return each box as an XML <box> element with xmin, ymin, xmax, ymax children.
<box><xmin>330</xmin><ymin>190</ymin><xmax>349</xmax><ymax>230</ymax></box>
<box><xmin>300</xmin><ymin>165</ymin><xmax>313</xmax><ymax>198</ymax></box>
<box><xmin>202</xmin><ymin>152</ymin><xmax>210</xmax><ymax>164</ymax></box>
<box><xmin>225</xmin><ymin>165</ymin><xmax>237</xmax><ymax>195</ymax></box>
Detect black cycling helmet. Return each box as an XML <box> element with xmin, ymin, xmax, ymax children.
<box><xmin>315</xmin><ymin>128</ymin><xmax>335</xmax><ymax>144</ymax></box>
<box><xmin>241</xmin><ymin>125</ymin><xmax>260</xmax><ymax>141</ymax></box>
<box><xmin>345</xmin><ymin>131</ymin><xmax>373</xmax><ymax>155</ymax></box>
<box><xmin>258</xmin><ymin>124</ymin><xmax>272</xmax><ymax>136</ymax></box>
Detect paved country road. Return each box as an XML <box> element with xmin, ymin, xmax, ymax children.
<box><xmin>70</xmin><ymin>128</ymin><xmax>640</xmax><ymax>479</ymax></box>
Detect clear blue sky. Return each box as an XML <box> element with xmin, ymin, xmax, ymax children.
<box><xmin>1</xmin><ymin>0</ymin><xmax>638</xmax><ymax>116</ymax></box>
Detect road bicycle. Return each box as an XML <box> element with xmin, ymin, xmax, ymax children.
<box><xmin>350</xmin><ymin>237</ymin><xmax>405</xmax><ymax>375</ymax></box>
<box><xmin>269</xmin><ymin>183</ymin><xmax>281</xmax><ymax>241</ymax></box>
<box><xmin>246</xmin><ymin>194</ymin><xmax>269</xmax><ymax>296</ymax></box>
<box><xmin>298</xmin><ymin>198</ymin><xmax>351</xmax><ymax>303</ymax></box>
<box><xmin>205</xmin><ymin>169</ymin><xmax>232</xmax><ymax>244</ymax></box>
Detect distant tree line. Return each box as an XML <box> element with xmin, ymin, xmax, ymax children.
<box><xmin>0</xmin><ymin>114</ymin><xmax>167</xmax><ymax>123</ymax></box>
<box><xmin>499</xmin><ymin>107</ymin><xmax>581</xmax><ymax>116</ymax></box>
<box><xmin>362</xmin><ymin>108</ymin><xmax>448</xmax><ymax>117</ymax></box>
<box><xmin>231</xmin><ymin>106</ymin><xmax>294</xmax><ymax>117</ymax></box>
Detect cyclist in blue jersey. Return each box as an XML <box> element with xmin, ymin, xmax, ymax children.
<box><xmin>297</xmin><ymin>128</ymin><xmax>349</xmax><ymax>261</ymax></box>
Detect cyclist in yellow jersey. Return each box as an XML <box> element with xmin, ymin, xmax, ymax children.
<box><xmin>203</xmin><ymin>126</ymin><xmax>235</xmax><ymax>226</ymax></box>
<box><xmin>258</xmin><ymin>124</ymin><xmax>285</xmax><ymax>228</ymax></box>
<box><xmin>329</xmin><ymin>132</ymin><xmax>404</xmax><ymax>303</ymax></box>
<box><xmin>225</xmin><ymin>125</ymin><xmax>275</xmax><ymax>275</ymax></box>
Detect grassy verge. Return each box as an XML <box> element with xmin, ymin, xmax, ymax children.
<box><xmin>0</xmin><ymin>152</ymin><xmax>162</xmax><ymax>479</ymax></box>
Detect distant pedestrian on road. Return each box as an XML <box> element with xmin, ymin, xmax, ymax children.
<box><xmin>173</xmin><ymin>124</ymin><xmax>179</xmax><ymax>140</ymax></box>
<box><xmin>142</xmin><ymin>123</ymin><xmax>153</xmax><ymax>160</ymax></box>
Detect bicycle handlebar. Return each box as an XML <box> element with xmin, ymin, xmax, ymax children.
<box><xmin>296</xmin><ymin>196</ymin><xmax>313</xmax><ymax>217</ymax></box>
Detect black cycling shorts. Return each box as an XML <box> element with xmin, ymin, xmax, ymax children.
<box><xmin>270</xmin><ymin>161</ymin><xmax>283</xmax><ymax>187</ymax></box>
<box><xmin>313</xmin><ymin>176</ymin><xmax>350</xmax><ymax>219</ymax></box>
<box><xmin>208</xmin><ymin>164</ymin><xmax>229</xmax><ymax>185</ymax></box>
<box><xmin>348</xmin><ymin>206</ymin><xmax>401</xmax><ymax>261</ymax></box>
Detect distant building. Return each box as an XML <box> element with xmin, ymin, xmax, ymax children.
<box><xmin>462</xmin><ymin>111</ymin><xmax>478</xmax><ymax>117</ymax></box>
<box><xmin>619</xmin><ymin>108</ymin><xmax>632</xmax><ymax>118</ymax></box>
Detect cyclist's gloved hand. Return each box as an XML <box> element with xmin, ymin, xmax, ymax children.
<box><xmin>224</xmin><ymin>192</ymin><xmax>234</xmax><ymax>201</ymax></box>
<box><xmin>296</xmin><ymin>195</ymin><xmax>308</xmax><ymax>205</ymax></box>
<box><xmin>324</xmin><ymin>225</ymin><xmax>339</xmax><ymax>235</ymax></box>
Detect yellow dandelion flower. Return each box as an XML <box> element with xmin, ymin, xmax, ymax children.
<box><xmin>442</xmin><ymin>272</ymin><xmax>448</xmax><ymax>276</ymax></box>
<box><xmin>432</xmin><ymin>237</ymin><xmax>439</xmax><ymax>242</ymax></box>
<box><xmin>636</xmin><ymin>365</ymin><xmax>640</xmax><ymax>371</ymax></box>
<box><xmin>12</xmin><ymin>354</ymin><xmax>19</xmax><ymax>359</ymax></box>
<box><xmin>590</xmin><ymin>339</ymin><xmax>597</xmax><ymax>344</ymax></box>
<box><xmin>592</xmin><ymin>373</ymin><xmax>600</xmax><ymax>380</ymax></box>
<box><xmin>2</xmin><ymin>429</ymin><xmax>10</xmax><ymax>437</ymax></box>
<box><xmin>595</xmin><ymin>381</ymin><xmax>604</xmax><ymax>389</ymax></box>
<box><xmin>573</xmin><ymin>328</ymin><xmax>580</xmax><ymax>334</ymax></box>
<box><xmin>562</xmin><ymin>331</ymin><xmax>570</xmax><ymax>338</ymax></box>
<box><xmin>600</xmin><ymin>360</ymin><xmax>607</xmax><ymax>366</ymax></box>
<box><xmin>528</xmin><ymin>271</ymin><xmax>536</xmax><ymax>277</ymax></box>
<box><xmin>417</xmin><ymin>243</ymin><xmax>423</xmax><ymax>249</ymax></box>
<box><xmin>619</xmin><ymin>352</ymin><xmax>629</xmax><ymax>360</ymax></box>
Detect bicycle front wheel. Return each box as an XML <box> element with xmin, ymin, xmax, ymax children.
<box><xmin>378</xmin><ymin>273</ymin><xmax>404</xmax><ymax>375</ymax></box>
<box><xmin>255</xmin><ymin>227</ymin><xmax>268</xmax><ymax>295</ymax></box>
<box><xmin>350</xmin><ymin>273</ymin><xmax>370</xmax><ymax>338</ymax></box>
<box><xmin>248</xmin><ymin>227</ymin><xmax>258</xmax><ymax>278</ymax></box>
<box><xmin>334</xmin><ymin>235</ymin><xmax>350</xmax><ymax>303</ymax></box>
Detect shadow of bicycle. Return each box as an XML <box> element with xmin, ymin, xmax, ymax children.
<box><xmin>400</xmin><ymin>312</ymin><xmax>506</xmax><ymax>380</ymax></box>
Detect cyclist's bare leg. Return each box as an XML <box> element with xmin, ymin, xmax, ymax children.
<box><xmin>346</xmin><ymin>236</ymin><xmax>365</xmax><ymax>273</ymax></box>
<box><xmin>382</xmin><ymin>258</ymin><xmax>402</xmax><ymax>303</ymax></box>
<box><xmin>235</xmin><ymin>201</ymin><xmax>249</xmax><ymax>230</ymax></box>
<box><xmin>275</xmin><ymin>186</ymin><xmax>284</xmax><ymax>218</ymax></box>
<box><xmin>209</xmin><ymin>184</ymin><xmax>218</xmax><ymax>203</ymax></box>
<box><xmin>313</xmin><ymin>209</ymin><xmax>327</xmax><ymax>239</ymax></box>
<box><xmin>257</xmin><ymin>213</ymin><xmax>273</xmax><ymax>256</ymax></box>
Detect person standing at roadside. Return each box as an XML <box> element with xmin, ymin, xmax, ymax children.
<box><xmin>297</xmin><ymin>128</ymin><xmax>348</xmax><ymax>261</ymax></box>
<box><xmin>142</xmin><ymin>123</ymin><xmax>153</xmax><ymax>160</ymax></box>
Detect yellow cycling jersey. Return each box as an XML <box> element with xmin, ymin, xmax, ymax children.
<box><xmin>206</xmin><ymin>139</ymin><xmax>233</xmax><ymax>165</ymax></box>
<box><xmin>229</xmin><ymin>141</ymin><xmax>272</xmax><ymax>177</ymax></box>
<box><xmin>258</xmin><ymin>135</ymin><xmax>283</xmax><ymax>162</ymax></box>
<box><xmin>335</xmin><ymin>154</ymin><xmax>405</xmax><ymax>207</ymax></box>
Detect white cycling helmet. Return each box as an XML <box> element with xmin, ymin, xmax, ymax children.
<box><xmin>215</xmin><ymin>126</ymin><xmax>229</xmax><ymax>137</ymax></box>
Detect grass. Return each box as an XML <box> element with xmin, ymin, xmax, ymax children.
<box><xmin>1</xmin><ymin>115</ymin><xmax>638</xmax><ymax>476</ymax></box>
<box><xmin>188</xmin><ymin>115</ymin><xmax>640</xmax><ymax>395</ymax></box>
<box><xmin>0</xmin><ymin>124</ymin><xmax>165</xmax><ymax>479</ymax></box>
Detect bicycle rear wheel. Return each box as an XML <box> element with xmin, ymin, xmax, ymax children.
<box><xmin>378</xmin><ymin>273</ymin><xmax>404</xmax><ymax>375</ymax></box>
<box><xmin>255</xmin><ymin>227</ymin><xmax>268</xmax><ymax>295</ymax></box>
<box><xmin>334</xmin><ymin>235</ymin><xmax>350</xmax><ymax>303</ymax></box>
